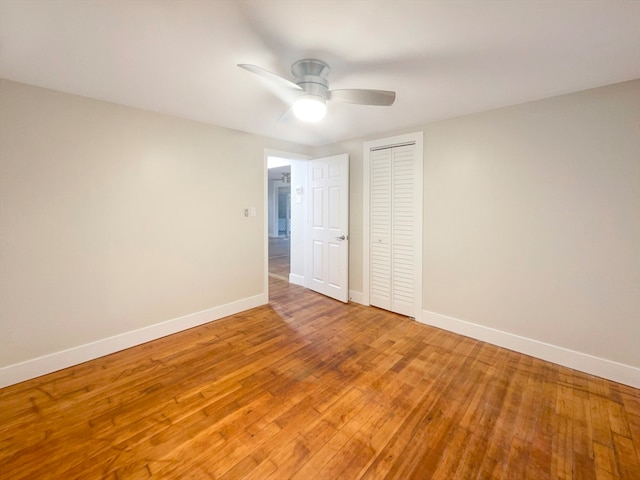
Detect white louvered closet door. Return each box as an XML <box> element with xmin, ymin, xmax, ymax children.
<box><xmin>370</xmin><ymin>144</ymin><xmax>416</xmax><ymax>317</ymax></box>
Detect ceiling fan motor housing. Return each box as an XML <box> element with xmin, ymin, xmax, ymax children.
<box><xmin>291</xmin><ymin>59</ymin><xmax>330</xmax><ymax>100</ymax></box>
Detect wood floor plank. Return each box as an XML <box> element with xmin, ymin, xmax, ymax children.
<box><xmin>1</xmin><ymin>277</ymin><xmax>639</xmax><ymax>479</ymax></box>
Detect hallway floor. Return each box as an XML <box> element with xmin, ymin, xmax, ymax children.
<box><xmin>268</xmin><ymin>237</ymin><xmax>290</xmax><ymax>280</ymax></box>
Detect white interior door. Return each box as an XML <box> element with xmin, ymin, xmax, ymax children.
<box><xmin>305</xmin><ymin>154</ymin><xmax>349</xmax><ymax>303</ymax></box>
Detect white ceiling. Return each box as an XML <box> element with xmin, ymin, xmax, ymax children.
<box><xmin>1</xmin><ymin>0</ymin><xmax>639</xmax><ymax>147</ymax></box>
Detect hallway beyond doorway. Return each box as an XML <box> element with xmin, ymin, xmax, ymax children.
<box><xmin>268</xmin><ymin>237</ymin><xmax>290</xmax><ymax>281</ymax></box>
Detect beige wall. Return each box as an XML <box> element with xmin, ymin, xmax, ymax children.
<box><xmin>2</xmin><ymin>78</ymin><xmax>638</xmax><ymax>374</ymax></box>
<box><xmin>319</xmin><ymin>80</ymin><xmax>640</xmax><ymax>368</ymax></box>
<box><xmin>0</xmin><ymin>79</ymin><xmax>311</xmax><ymax>366</ymax></box>
<box><xmin>422</xmin><ymin>80</ymin><xmax>640</xmax><ymax>367</ymax></box>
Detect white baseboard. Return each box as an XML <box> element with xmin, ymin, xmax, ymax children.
<box><xmin>0</xmin><ymin>293</ymin><xmax>268</xmax><ymax>389</ymax></box>
<box><xmin>349</xmin><ymin>290</ymin><xmax>364</xmax><ymax>305</ymax></box>
<box><xmin>421</xmin><ymin>310</ymin><xmax>640</xmax><ymax>389</ymax></box>
<box><xmin>289</xmin><ymin>273</ymin><xmax>305</xmax><ymax>287</ymax></box>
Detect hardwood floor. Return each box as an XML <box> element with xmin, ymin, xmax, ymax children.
<box><xmin>1</xmin><ymin>278</ymin><xmax>639</xmax><ymax>479</ymax></box>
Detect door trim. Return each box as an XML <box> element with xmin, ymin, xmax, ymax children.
<box><xmin>362</xmin><ymin>132</ymin><xmax>424</xmax><ymax>319</ymax></box>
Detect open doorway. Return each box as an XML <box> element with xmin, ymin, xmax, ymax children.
<box><xmin>268</xmin><ymin>161</ymin><xmax>291</xmax><ymax>280</ymax></box>
<box><xmin>264</xmin><ymin>150</ymin><xmax>309</xmax><ymax>295</ymax></box>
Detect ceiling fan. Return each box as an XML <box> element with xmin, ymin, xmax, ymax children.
<box><xmin>238</xmin><ymin>59</ymin><xmax>396</xmax><ymax>122</ymax></box>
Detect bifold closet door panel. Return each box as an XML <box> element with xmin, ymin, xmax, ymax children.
<box><xmin>369</xmin><ymin>144</ymin><xmax>416</xmax><ymax>316</ymax></box>
<box><xmin>370</xmin><ymin>148</ymin><xmax>392</xmax><ymax>310</ymax></box>
<box><xmin>391</xmin><ymin>145</ymin><xmax>415</xmax><ymax>316</ymax></box>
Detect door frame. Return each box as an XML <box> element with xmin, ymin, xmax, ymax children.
<box><xmin>264</xmin><ymin>149</ymin><xmax>310</xmax><ymax>296</ymax></box>
<box><xmin>362</xmin><ymin>132</ymin><xmax>424</xmax><ymax>319</ymax></box>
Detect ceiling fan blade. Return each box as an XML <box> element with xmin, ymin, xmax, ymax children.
<box><xmin>329</xmin><ymin>89</ymin><xmax>396</xmax><ymax>106</ymax></box>
<box><xmin>238</xmin><ymin>64</ymin><xmax>304</xmax><ymax>93</ymax></box>
<box><xmin>277</xmin><ymin>106</ymin><xmax>295</xmax><ymax>124</ymax></box>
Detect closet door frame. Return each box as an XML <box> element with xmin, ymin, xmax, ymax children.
<box><xmin>363</xmin><ymin>132</ymin><xmax>423</xmax><ymax>319</ymax></box>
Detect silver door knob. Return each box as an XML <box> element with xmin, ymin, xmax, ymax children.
<box><xmin>336</xmin><ymin>235</ymin><xmax>346</xmax><ymax>240</ymax></box>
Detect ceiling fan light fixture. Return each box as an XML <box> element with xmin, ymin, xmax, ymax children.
<box><xmin>292</xmin><ymin>95</ymin><xmax>326</xmax><ymax>122</ymax></box>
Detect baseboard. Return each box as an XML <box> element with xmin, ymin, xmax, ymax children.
<box><xmin>289</xmin><ymin>273</ymin><xmax>304</xmax><ymax>287</ymax></box>
<box><xmin>421</xmin><ymin>310</ymin><xmax>640</xmax><ymax>389</ymax></box>
<box><xmin>349</xmin><ymin>290</ymin><xmax>364</xmax><ymax>305</ymax></box>
<box><xmin>0</xmin><ymin>293</ymin><xmax>268</xmax><ymax>389</ymax></box>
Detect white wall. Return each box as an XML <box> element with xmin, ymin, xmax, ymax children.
<box><xmin>0</xmin><ymin>79</ymin><xmax>311</xmax><ymax>382</ymax></box>
<box><xmin>316</xmin><ymin>80</ymin><xmax>640</xmax><ymax>384</ymax></box>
